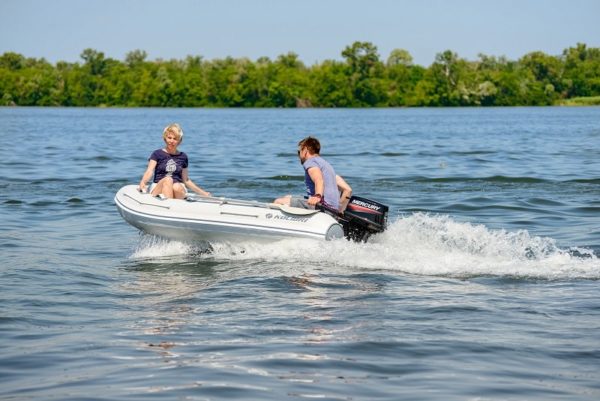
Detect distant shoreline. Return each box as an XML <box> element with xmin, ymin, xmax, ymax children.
<box><xmin>2</xmin><ymin>101</ymin><xmax>600</xmax><ymax>109</ymax></box>
<box><xmin>2</xmin><ymin>42</ymin><xmax>599</xmax><ymax>108</ymax></box>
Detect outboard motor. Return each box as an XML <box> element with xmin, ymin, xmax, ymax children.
<box><xmin>342</xmin><ymin>196</ymin><xmax>389</xmax><ymax>242</ymax></box>
<box><xmin>318</xmin><ymin>196</ymin><xmax>389</xmax><ymax>242</ymax></box>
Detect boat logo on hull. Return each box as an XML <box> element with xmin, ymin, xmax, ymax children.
<box><xmin>265</xmin><ymin>213</ymin><xmax>309</xmax><ymax>223</ymax></box>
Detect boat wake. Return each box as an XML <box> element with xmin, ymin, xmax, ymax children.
<box><xmin>130</xmin><ymin>213</ymin><xmax>600</xmax><ymax>280</ymax></box>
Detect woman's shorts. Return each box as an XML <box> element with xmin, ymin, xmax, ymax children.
<box><xmin>149</xmin><ymin>182</ymin><xmax>187</xmax><ymax>194</ymax></box>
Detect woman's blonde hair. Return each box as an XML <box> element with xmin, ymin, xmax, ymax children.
<box><xmin>163</xmin><ymin>123</ymin><xmax>183</xmax><ymax>142</ymax></box>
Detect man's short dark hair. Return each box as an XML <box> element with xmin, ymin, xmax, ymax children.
<box><xmin>298</xmin><ymin>136</ymin><xmax>320</xmax><ymax>154</ymax></box>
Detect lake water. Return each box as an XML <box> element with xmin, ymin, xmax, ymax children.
<box><xmin>1</xmin><ymin>107</ymin><xmax>599</xmax><ymax>400</ymax></box>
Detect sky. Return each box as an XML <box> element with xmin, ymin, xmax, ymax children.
<box><xmin>1</xmin><ymin>0</ymin><xmax>599</xmax><ymax>67</ymax></box>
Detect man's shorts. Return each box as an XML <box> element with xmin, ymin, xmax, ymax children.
<box><xmin>289</xmin><ymin>196</ymin><xmax>313</xmax><ymax>209</ymax></box>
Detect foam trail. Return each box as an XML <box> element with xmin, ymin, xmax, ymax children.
<box><xmin>128</xmin><ymin>214</ymin><xmax>600</xmax><ymax>280</ymax></box>
<box><xmin>207</xmin><ymin>214</ymin><xmax>600</xmax><ymax>280</ymax></box>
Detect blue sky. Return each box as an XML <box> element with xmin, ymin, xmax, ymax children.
<box><xmin>1</xmin><ymin>0</ymin><xmax>599</xmax><ymax>66</ymax></box>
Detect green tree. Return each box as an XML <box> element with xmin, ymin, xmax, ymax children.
<box><xmin>341</xmin><ymin>41</ymin><xmax>387</xmax><ymax>106</ymax></box>
<box><xmin>519</xmin><ymin>51</ymin><xmax>563</xmax><ymax>102</ymax></box>
<box><xmin>0</xmin><ymin>52</ymin><xmax>26</xmax><ymax>70</ymax></box>
<box><xmin>425</xmin><ymin>50</ymin><xmax>467</xmax><ymax>106</ymax></box>
<box><xmin>386</xmin><ymin>49</ymin><xmax>418</xmax><ymax>106</ymax></box>
<box><xmin>562</xmin><ymin>43</ymin><xmax>600</xmax><ymax>97</ymax></box>
<box><xmin>125</xmin><ymin>49</ymin><xmax>148</xmax><ymax>67</ymax></box>
<box><xmin>387</xmin><ymin>49</ymin><xmax>413</xmax><ymax>67</ymax></box>
<box><xmin>2</xmin><ymin>43</ymin><xmax>600</xmax><ymax>108</ymax></box>
<box><xmin>310</xmin><ymin>60</ymin><xmax>353</xmax><ymax>107</ymax></box>
<box><xmin>270</xmin><ymin>52</ymin><xmax>311</xmax><ymax>107</ymax></box>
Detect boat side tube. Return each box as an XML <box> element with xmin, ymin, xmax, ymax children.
<box><xmin>115</xmin><ymin>185</ymin><xmax>344</xmax><ymax>243</ymax></box>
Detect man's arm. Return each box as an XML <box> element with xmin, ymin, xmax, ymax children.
<box><xmin>306</xmin><ymin>167</ymin><xmax>324</xmax><ymax>206</ymax></box>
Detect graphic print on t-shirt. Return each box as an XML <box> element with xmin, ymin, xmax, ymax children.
<box><xmin>166</xmin><ymin>159</ymin><xmax>177</xmax><ymax>176</ymax></box>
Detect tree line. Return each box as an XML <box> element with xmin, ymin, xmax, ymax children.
<box><xmin>1</xmin><ymin>42</ymin><xmax>599</xmax><ymax>107</ymax></box>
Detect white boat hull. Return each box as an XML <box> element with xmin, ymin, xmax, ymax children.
<box><xmin>114</xmin><ymin>185</ymin><xmax>344</xmax><ymax>243</ymax></box>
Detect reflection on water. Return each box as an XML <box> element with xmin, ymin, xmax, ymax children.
<box><xmin>286</xmin><ymin>274</ymin><xmax>336</xmax><ymax>344</ymax></box>
<box><xmin>116</xmin><ymin>249</ymin><xmax>391</xmax><ymax>363</ymax></box>
<box><xmin>284</xmin><ymin>273</ymin><xmax>388</xmax><ymax>345</ymax></box>
<box><xmin>3</xmin><ymin>107</ymin><xmax>600</xmax><ymax>400</ymax></box>
<box><xmin>116</xmin><ymin>256</ymin><xmax>220</xmax><ymax>369</ymax></box>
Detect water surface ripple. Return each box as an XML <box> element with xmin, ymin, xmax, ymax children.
<box><xmin>1</xmin><ymin>107</ymin><xmax>599</xmax><ymax>400</ymax></box>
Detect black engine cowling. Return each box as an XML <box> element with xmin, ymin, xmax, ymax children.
<box><xmin>318</xmin><ymin>196</ymin><xmax>389</xmax><ymax>242</ymax></box>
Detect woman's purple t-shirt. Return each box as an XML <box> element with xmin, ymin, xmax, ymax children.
<box><xmin>150</xmin><ymin>149</ymin><xmax>188</xmax><ymax>183</ymax></box>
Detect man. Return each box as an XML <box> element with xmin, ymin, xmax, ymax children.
<box><xmin>274</xmin><ymin>136</ymin><xmax>352</xmax><ymax>212</ymax></box>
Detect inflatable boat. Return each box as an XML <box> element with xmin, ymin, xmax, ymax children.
<box><xmin>114</xmin><ymin>185</ymin><xmax>388</xmax><ymax>244</ymax></box>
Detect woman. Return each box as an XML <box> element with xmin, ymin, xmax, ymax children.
<box><xmin>138</xmin><ymin>123</ymin><xmax>211</xmax><ymax>199</ymax></box>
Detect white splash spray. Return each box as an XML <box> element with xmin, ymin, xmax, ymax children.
<box><xmin>130</xmin><ymin>235</ymin><xmax>198</xmax><ymax>260</ymax></box>
<box><xmin>130</xmin><ymin>213</ymin><xmax>600</xmax><ymax>280</ymax></box>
